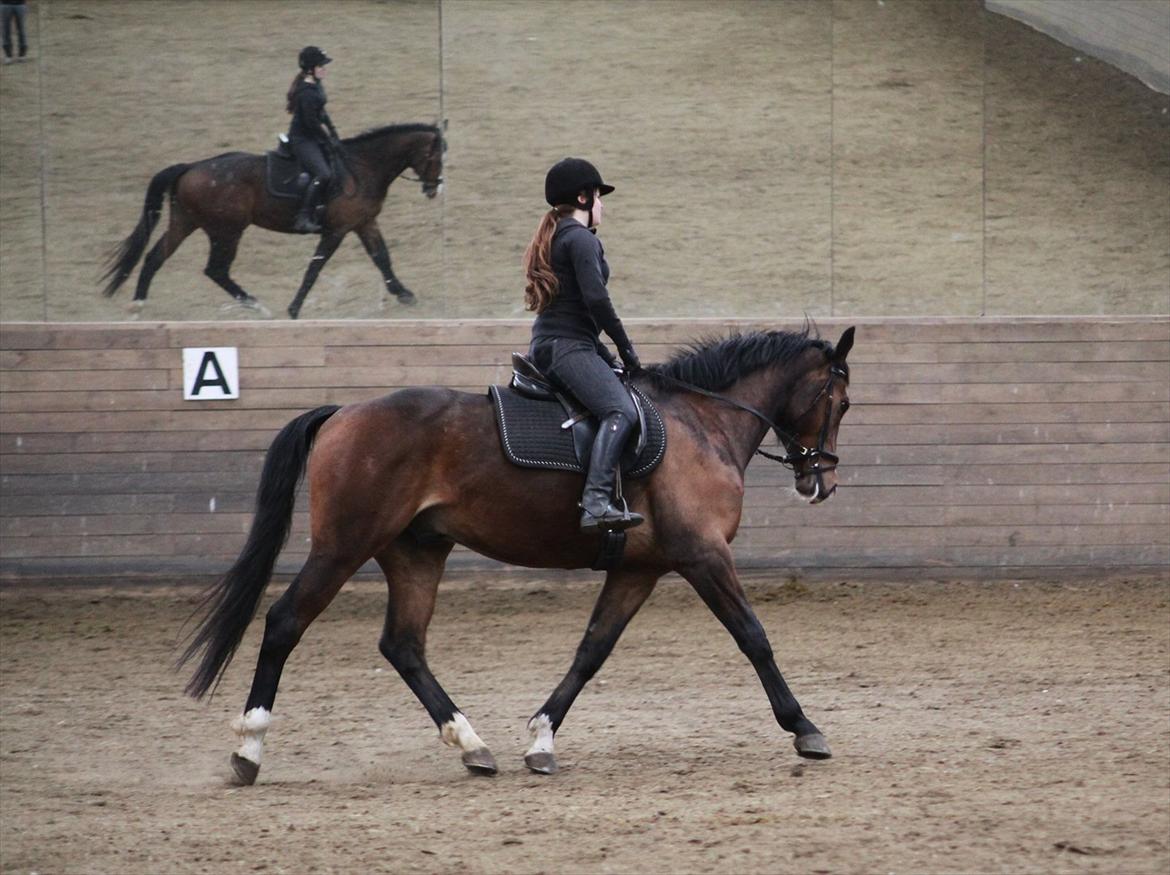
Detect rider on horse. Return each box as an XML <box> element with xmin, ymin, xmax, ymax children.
<box><xmin>523</xmin><ymin>158</ymin><xmax>645</xmax><ymax>532</ymax></box>
<box><xmin>286</xmin><ymin>45</ymin><xmax>341</xmax><ymax>234</ymax></box>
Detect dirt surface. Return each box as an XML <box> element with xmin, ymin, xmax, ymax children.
<box><xmin>1</xmin><ymin>573</ymin><xmax>1167</xmax><ymax>874</ymax></box>
<box><xmin>0</xmin><ymin>1</ymin><xmax>1167</xmax><ymax>323</ymax></box>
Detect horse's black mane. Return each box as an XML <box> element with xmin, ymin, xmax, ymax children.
<box><xmin>645</xmin><ymin>328</ymin><xmax>834</xmax><ymax>392</ymax></box>
<box><xmin>343</xmin><ymin>123</ymin><xmax>442</xmax><ymax>146</ymax></box>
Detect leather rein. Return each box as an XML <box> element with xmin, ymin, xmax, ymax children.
<box><xmin>646</xmin><ymin>367</ymin><xmax>845</xmax><ymax>476</ymax></box>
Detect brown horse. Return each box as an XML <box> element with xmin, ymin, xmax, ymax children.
<box><xmin>181</xmin><ymin>326</ymin><xmax>854</xmax><ymax>785</ymax></box>
<box><xmin>101</xmin><ymin>123</ymin><xmax>445</xmax><ymax>318</ymax></box>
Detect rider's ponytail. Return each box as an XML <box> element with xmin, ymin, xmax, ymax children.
<box><xmin>523</xmin><ymin>205</ymin><xmax>573</xmax><ymax>312</ymax></box>
<box><xmin>285</xmin><ymin>73</ymin><xmax>305</xmax><ymax>114</ymax></box>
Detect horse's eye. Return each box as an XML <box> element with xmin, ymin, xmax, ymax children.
<box><xmin>839</xmin><ymin>398</ymin><xmax>850</xmax><ymax>413</ymax></box>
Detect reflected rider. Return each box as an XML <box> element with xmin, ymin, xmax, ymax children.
<box><xmin>286</xmin><ymin>45</ymin><xmax>340</xmax><ymax>234</ymax></box>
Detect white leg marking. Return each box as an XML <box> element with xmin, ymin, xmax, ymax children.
<box><xmin>231</xmin><ymin>707</ymin><xmax>271</xmax><ymax>764</ymax></box>
<box><xmin>526</xmin><ymin>713</ymin><xmax>555</xmax><ymax>757</ymax></box>
<box><xmin>440</xmin><ymin>712</ymin><xmax>488</xmax><ymax>753</ymax></box>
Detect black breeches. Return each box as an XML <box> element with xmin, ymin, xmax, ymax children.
<box><xmin>529</xmin><ymin>337</ymin><xmax>637</xmax><ymax>422</ymax></box>
<box><xmin>290</xmin><ymin>139</ymin><xmax>332</xmax><ymax>183</ymax></box>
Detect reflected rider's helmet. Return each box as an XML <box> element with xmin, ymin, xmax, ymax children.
<box><xmin>298</xmin><ymin>46</ymin><xmax>333</xmax><ymax>71</ymax></box>
<box><xmin>544</xmin><ymin>157</ymin><xmax>615</xmax><ymax>208</ymax></box>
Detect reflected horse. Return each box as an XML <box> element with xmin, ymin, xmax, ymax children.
<box><xmin>181</xmin><ymin>327</ymin><xmax>854</xmax><ymax>784</ymax></box>
<box><xmin>101</xmin><ymin>123</ymin><xmax>445</xmax><ymax>318</ymax></box>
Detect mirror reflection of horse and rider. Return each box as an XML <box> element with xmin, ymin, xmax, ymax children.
<box><xmin>101</xmin><ymin>46</ymin><xmax>445</xmax><ymax>318</ymax></box>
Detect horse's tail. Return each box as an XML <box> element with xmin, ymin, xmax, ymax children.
<box><xmin>180</xmin><ymin>404</ymin><xmax>342</xmax><ymax>700</ymax></box>
<box><xmin>100</xmin><ymin>162</ymin><xmax>189</xmax><ymax>298</ymax></box>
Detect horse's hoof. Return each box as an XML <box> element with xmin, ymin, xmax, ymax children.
<box><xmin>287</xmin><ymin>306</ymin><xmax>300</xmax><ymax>320</ymax></box>
<box><xmin>794</xmin><ymin>733</ymin><xmax>832</xmax><ymax>760</ymax></box>
<box><xmin>241</xmin><ymin>297</ymin><xmax>272</xmax><ymax>318</ymax></box>
<box><xmin>524</xmin><ymin>752</ymin><xmax>559</xmax><ymax>775</ymax></box>
<box><xmin>394</xmin><ymin>288</ymin><xmax>417</xmax><ymax>306</ymax></box>
<box><xmin>461</xmin><ymin>748</ymin><xmax>498</xmax><ymax>775</ymax></box>
<box><xmin>230</xmin><ymin>753</ymin><xmax>260</xmax><ymax>786</ymax></box>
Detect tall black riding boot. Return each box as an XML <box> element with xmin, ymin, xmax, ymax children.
<box><xmin>292</xmin><ymin>178</ymin><xmax>324</xmax><ymax>234</ymax></box>
<box><xmin>579</xmin><ymin>412</ymin><xmax>644</xmax><ymax>532</ymax></box>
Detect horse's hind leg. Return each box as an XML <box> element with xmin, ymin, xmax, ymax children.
<box><xmin>230</xmin><ymin>551</ymin><xmax>359</xmax><ymax>785</ymax></box>
<box><xmin>131</xmin><ymin>209</ymin><xmax>196</xmax><ymax>311</ymax></box>
<box><xmin>525</xmin><ymin>567</ymin><xmax>660</xmax><ymax>774</ymax></box>
<box><xmin>204</xmin><ymin>230</ymin><xmax>269</xmax><ymax>315</ymax></box>
<box><xmin>680</xmin><ymin>545</ymin><xmax>831</xmax><ymax>760</ymax></box>
<box><xmin>375</xmin><ymin>536</ymin><xmax>498</xmax><ymax>775</ymax></box>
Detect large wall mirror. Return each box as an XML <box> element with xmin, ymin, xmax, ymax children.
<box><xmin>0</xmin><ymin>0</ymin><xmax>1166</xmax><ymax>323</ymax></box>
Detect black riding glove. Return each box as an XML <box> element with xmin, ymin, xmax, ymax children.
<box><xmin>620</xmin><ymin>347</ymin><xmax>642</xmax><ymax>374</ymax></box>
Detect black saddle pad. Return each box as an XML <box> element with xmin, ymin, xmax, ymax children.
<box><xmin>265</xmin><ymin>147</ymin><xmax>347</xmax><ymax>200</ymax></box>
<box><xmin>265</xmin><ymin>151</ymin><xmax>307</xmax><ymax>200</ymax></box>
<box><xmin>488</xmin><ymin>384</ymin><xmax>666</xmax><ymax>480</ymax></box>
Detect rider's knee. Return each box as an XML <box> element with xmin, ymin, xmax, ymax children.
<box><xmin>605</xmin><ymin>399</ymin><xmax>637</xmax><ymax>427</ymax></box>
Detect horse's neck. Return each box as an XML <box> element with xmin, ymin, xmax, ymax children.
<box><xmin>351</xmin><ymin>135</ymin><xmax>417</xmax><ymax>194</ymax></box>
<box><xmin>701</xmin><ymin>367</ymin><xmax>788</xmax><ymax>471</ymax></box>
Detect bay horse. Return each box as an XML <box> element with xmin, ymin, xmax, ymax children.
<box><xmin>181</xmin><ymin>326</ymin><xmax>855</xmax><ymax>785</ymax></box>
<box><xmin>101</xmin><ymin>123</ymin><xmax>445</xmax><ymax>319</ymax></box>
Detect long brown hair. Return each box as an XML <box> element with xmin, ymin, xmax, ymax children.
<box><xmin>286</xmin><ymin>72</ymin><xmax>310</xmax><ymax>114</ymax></box>
<box><xmin>523</xmin><ymin>204</ymin><xmax>575</xmax><ymax>312</ymax></box>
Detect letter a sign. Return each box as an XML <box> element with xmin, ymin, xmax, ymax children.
<box><xmin>183</xmin><ymin>347</ymin><xmax>240</xmax><ymax>400</ymax></box>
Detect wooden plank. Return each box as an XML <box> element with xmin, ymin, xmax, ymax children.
<box><xmin>933</xmin><ymin>340</ymin><xmax>1170</xmax><ymax>363</ymax></box>
<box><xmin>1</xmin><ymin>472</ymin><xmax>269</xmax><ymax>495</ymax></box>
<box><xmin>0</xmin><ymin>450</ymin><xmax>265</xmax><ymax>475</ymax></box>
<box><xmin>0</xmin><ymin>323</ymin><xmax>170</xmax><ymax>351</ymax></box>
<box><xmin>851</xmin><ymin>361</ymin><xmax>1167</xmax><ymax>383</ymax></box>
<box><xmin>844</xmin><ymin>402</ymin><xmax>1170</xmax><ymax>425</ymax></box>
<box><xmin>0</xmin><ymin>346</ymin><xmax>326</xmax><ymax>371</ymax></box>
<box><xmin>835</xmin><ymin>422</ymin><xmax>1170</xmax><ymax>445</ymax></box>
<box><xmin>0</xmin><ymin>430</ymin><xmax>279</xmax><ymax>454</ymax></box>
<box><xmin>854</xmin><ymin>382</ymin><xmax>1168</xmax><ymax>403</ymax></box>
<box><xmin>725</xmin><ymin>523</ymin><xmax>1168</xmax><ymax>549</ymax></box>
<box><xmin>0</xmin><ymin>512</ymin><xmax>255</xmax><ymax>538</ymax></box>
<box><xmin>0</xmin><ymin>369</ymin><xmax>171</xmax><ymax>392</ymax></box>
<box><xmin>739</xmin><ymin>462</ymin><xmax>1170</xmax><ymax>490</ymax></box>
<box><xmin>739</xmin><ymin>503</ymin><xmax>1170</xmax><ymax>528</ymax></box>
<box><xmin>741</xmin><ymin>482</ymin><xmax>1170</xmax><ymax>506</ymax></box>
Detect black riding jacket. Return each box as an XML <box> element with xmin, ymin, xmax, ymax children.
<box><xmin>288</xmin><ymin>79</ymin><xmax>337</xmax><ymax>145</ymax></box>
<box><xmin>531</xmin><ymin>219</ymin><xmax>634</xmax><ymax>366</ymax></box>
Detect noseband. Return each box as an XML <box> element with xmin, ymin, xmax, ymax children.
<box><xmin>651</xmin><ymin>367</ymin><xmax>845</xmax><ymax>483</ymax></box>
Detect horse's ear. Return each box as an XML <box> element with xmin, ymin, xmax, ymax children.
<box><xmin>834</xmin><ymin>326</ymin><xmax>855</xmax><ymax>362</ymax></box>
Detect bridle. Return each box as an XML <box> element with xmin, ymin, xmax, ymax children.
<box><xmin>648</xmin><ymin>365</ymin><xmax>846</xmax><ymax>486</ymax></box>
<box><xmin>400</xmin><ymin>135</ymin><xmax>445</xmax><ymax>194</ymax></box>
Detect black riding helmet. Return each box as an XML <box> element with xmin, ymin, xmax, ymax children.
<box><xmin>298</xmin><ymin>46</ymin><xmax>332</xmax><ymax>71</ymax></box>
<box><xmin>544</xmin><ymin>157</ymin><xmax>614</xmax><ymax>208</ymax></box>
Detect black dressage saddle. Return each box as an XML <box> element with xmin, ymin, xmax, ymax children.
<box><xmin>265</xmin><ymin>135</ymin><xmax>345</xmax><ymax>200</ymax></box>
<box><xmin>488</xmin><ymin>353</ymin><xmax>666</xmax><ymax>480</ymax></box>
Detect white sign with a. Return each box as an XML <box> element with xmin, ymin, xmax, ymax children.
<box><xmin>183</xmin><ymin>347</ymin><xmax>240</xmax><ymax>400</ymax></box>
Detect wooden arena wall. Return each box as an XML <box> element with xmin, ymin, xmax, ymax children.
<box><xmin>1</xmin><ymin>318</ymin><xmax>1167</xmax><ymax>582</ymax></box>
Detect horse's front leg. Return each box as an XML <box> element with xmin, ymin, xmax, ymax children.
<box><xmin>355</xmin><ymin>220</ymin><xmax>416</xmax><ymax>306</ymax></box>
<box><xmin>287</xmin><ymin>231</ymin><xmax>346</xmax><ymax>319</ymax></box>
<box><xmin>679</xmin><ymin>544</ymin><xmax>831</xmax><ymax>759</ymax></box>
<box><xmin>525</xmin><ymin>567</ymin><xmax>660</xmax><ymax>774</ymax></box>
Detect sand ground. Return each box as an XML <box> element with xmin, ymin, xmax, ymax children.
<box><xmin>1</xmin><ymin>573</ymin><xmax>1168</xmax><ymax>874</ymax></box>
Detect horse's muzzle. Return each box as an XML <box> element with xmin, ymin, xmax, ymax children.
<box><xmin>794</xmin><ymin>466</ymin><xmax>838</xmax><ymax>504</ymax></box>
